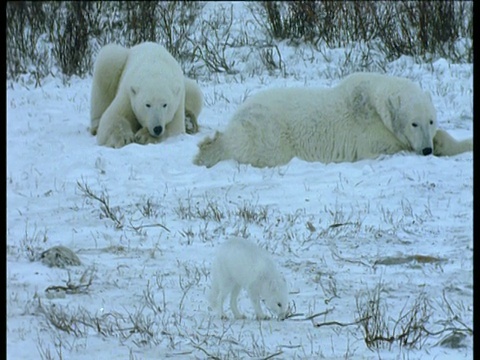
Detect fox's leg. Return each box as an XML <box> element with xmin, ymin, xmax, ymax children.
<box><xmin>230</xmin><ymin>285</ymin><xmax>246</xmax><ymax>319</ymax></box>
<box><xmin>248</xmin><ymin>286</ymin><xmax>269</xmax><ymax>320</ymax></box>
<box><xmin>209</xmin><ymin>276</ymin><xmax>228</xmax><ymax>319</ymax></box>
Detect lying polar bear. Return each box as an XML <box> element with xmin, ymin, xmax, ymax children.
<box><xmin>194</xmin><ymin>72</ymin><xmax>472</xmax><ymax>167</ymax></box>
<box><xmin>90</xmin><ymin>42</ymin><xmax>203</xmax><ymax>148</ymax></box>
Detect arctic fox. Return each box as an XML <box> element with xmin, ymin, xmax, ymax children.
<box><xmin>209</xmin><ymin>237</ymin><xmax>289</xmax><ymax>320</ymax></box>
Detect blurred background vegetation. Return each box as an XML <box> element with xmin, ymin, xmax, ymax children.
<box><xmin>6</xmin><ymin>1</ymin><xmax>473</xmax><ymax>85</ymax></box>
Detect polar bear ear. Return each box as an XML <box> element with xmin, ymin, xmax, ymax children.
<box><xmin>130</xmin><ymin>86</ymin><xmax>139</xmax><ymax>96</ymax></box>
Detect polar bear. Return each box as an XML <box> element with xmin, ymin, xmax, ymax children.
<box><xmin>194</xmin><ymin>72</ymin><xmax>473</xmax><ymax>168</ymax></box>
<box><xmin>90</xmin><ymin>42</ymin><xmax>202</xmax><ymax>148</ymax></box>
<box><xmin>209</xmin><ymin>237</ymin><xmax>289</xmax><ymax>320</ymax></box>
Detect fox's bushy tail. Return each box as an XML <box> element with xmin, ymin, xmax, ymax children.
<box><xmin>193</xmin><ymin>131</ymin><xmax>228</xmax><ymax>168</ymax></box>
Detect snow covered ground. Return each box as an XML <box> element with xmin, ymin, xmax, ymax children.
<box><xmin>7</xmin><ymin>3</ymin><xmax>472</xmax><ymax>359</ymax></box>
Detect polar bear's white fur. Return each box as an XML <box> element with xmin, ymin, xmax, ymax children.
<box><xmin>209</xmin><ymin>237</ymin><xmax>289</xmax><ymax>320</ymax></box>
<box><xmin>432</xmin><ymin>128</ymin><xmax>473</xmax><ymax>157</ymax></box>
<box><xmin>90</xmin><ymin>42</ymin><xmax>192</xmax><ymax>148</ymax></box>
<box><xmin>184</xmin><ymin>77</ymin><xmax>203</xmax><ymax>134</ymax></box>
<box><xmin>194</xmin><ymin>72</ymin><xmax>472</xmax><ymax>168</ymax></box>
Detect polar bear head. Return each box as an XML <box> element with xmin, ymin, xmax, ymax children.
<box><xmin>381</xmin><ymin>90</ymin><xmax>437</xmax><ymax>156</ymax></box>
<box><xmin>130</xmin><ymin>82</ymin><xmax>181</xmax><ymax>137</ymax></box>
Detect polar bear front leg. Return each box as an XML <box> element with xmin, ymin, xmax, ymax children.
<box><xmin>102</xmin><ymin>117</ymin><xmax>136</xmax><ymax>148</ymax></box>
<box><xmin>96</xmin><ymin>110</ymin><xmax>136</xmax><ymax>148</ymax></box>
<box><xmin>166</xmin><ymin>97</ymin><xmax>187</xmax><ymax>137</ymax></box>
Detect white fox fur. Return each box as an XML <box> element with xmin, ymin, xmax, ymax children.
<box><xmin>209</xmin><ymin>237</ymin><xmax>289</xmax><ymax>320</ymax></box>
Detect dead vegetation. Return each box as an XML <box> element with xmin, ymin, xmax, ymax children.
<box><xmin>6</xmin><ymin>1</ymin><xmax>472</xmax><ymax>84</ymax></box>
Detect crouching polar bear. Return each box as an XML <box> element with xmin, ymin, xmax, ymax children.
<box><xmin>209</xmin><ymin>237</ymin><xmax>289</xmax><ymax>320</ymax></box>
<box><xmin>90</xmin><ymin>42</ymin><xmax>203</xmax><ymax>148</ymax></box>
<box><xmin>194</xmin><ymin>72</ymin><xmax>472</xmax><ymax>168</ymax></box>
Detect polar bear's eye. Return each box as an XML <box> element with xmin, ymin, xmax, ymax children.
<box><xmin>145</xmin><ymin>104</ymin><xmax>151</xmax><ymax>108</ymax></box>
<box><xmin>429</xmin><ymin>120</ymin><xmax>434</xmax><ymax>125</ymax></box>
<box><xmin>162</xmin><ymin>103</ymin><xmax>167</xmax><ymax>108</ymax></box>
<box><xmin>277</xmin><ymin>302</ymin><xmax>282</xmax><ymax>308</ymax></box>
<box><xmin>412</xmin><ymin>123</ymin><xmax>418</xmax><ymax>127</ymax></box>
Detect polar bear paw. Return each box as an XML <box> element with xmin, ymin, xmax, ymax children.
<box><xmin>104</xmin><ymin>129</ymin><xmax>135</xmax><ymax>148</ymax></box>
<box><xmin>185</xmin><ymin>110</ymin><xmax>199</xmax><ymax>134</ymax></box>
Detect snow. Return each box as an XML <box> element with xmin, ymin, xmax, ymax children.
<box><xmin>7</xmin><ymin>3</ymin><xmax>472</xmax><ymax>360</ymax></box>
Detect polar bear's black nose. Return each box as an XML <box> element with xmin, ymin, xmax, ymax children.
<box><xmin>153</xmin><ymin>126</ymin><xmax>163</xmax><ymax>136</ymax></box>
<box><xmin>422</xmin><ymin>147</ymin><xmax>432</xmax><ymax>156</ymax></box>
